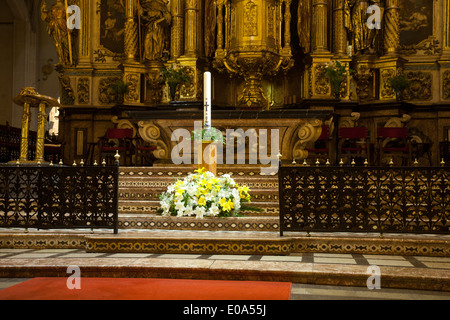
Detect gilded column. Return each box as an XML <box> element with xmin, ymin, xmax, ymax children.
<box><xmin>333</xmin><ymin>0</ymin><xmax>347</xmax><ymax>56</ymax></box>
<box><xmin>124</xmin><ymin>0</ymin><xmax>139</xmax><ymax>62</ymax></box>
<box><xmin>171</xmin><ymin>0</ymin><xmax>184</xmax><ymax>59</ymax></box>
<box><xmin>35</xmin><ymin>103</ymin><xmax>47</xmax><ymax>163</ymax></box>
<box><xmin>309</xmin><ymin>0</ymin><xmax>333</xmax><ymax>99</ymax></box>
<box><xmin>312</xmin><ymin>0</ymin><xmax>329</xmax><ymax>53</ymax></box>
<box><xmin>123</xmin><ymin>0</ymin><xmax>145</xmax><ymax>105</ymax></box>
<box><xmin>184</xmin><ymin>0</ymin><xmax>199</xmax><ymax>57</ymax></box>
<box><xmin>216</xmin><ymin>1</ymin><xmax>224</xmax><ymax>52</ymax></box>
<box><xmin>444</xmin><ymin>0</ymin><xmax>450</xmax><ymax>52</ymax></box>
<box><xmin>283</xmin><ymin>0</ymin><xmax>292</xmax><ymax>51</ymax></box>
<box><xmin>178</xmin><ymin>0</ymin><xmax>202</xmax><ymax>101</ymax></box>
<box><xmin>78</xmin><ymin>0</ymin><xmax>91</xmax><ymax>66</ymax></box>
<box><xmin>19</xmin><ymin>103</ymin><xmax>31</xmax><ymax>162</ymax></box>
<box><xmin>383</xmin><ymin>0</ymin><xmax>400</xmax><ymax>56</ymax></box>
<box><xmin>377</xmin><ymin>0</ymin><xmax>404</xmax><ymax>101</ymax></box>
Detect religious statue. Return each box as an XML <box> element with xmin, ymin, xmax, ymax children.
<box><xmin>297</xmin><ymin>0</ymin><xmax>311</xmax><ymax>54</ymax></box>
<box><xmin>139</xmin><ymin>0</ymin><xmax>172</xmax><ymax>62</ymax></box>
<box><xmin>344</xmin><ymin>0</ymin><xmax>381</xmax><ymax>54</ymax></box>
<box><xmin>41</xmin><ymin>0</ymin><xmax>76</xmax><ymax>66</ymax></box>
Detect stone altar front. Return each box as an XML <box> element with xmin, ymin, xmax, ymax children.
<box><xmin>124</xmin><ymin>106</ymin><xmax>333</xmax><ymax>164</ymax></box>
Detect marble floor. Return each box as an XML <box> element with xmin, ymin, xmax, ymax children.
<box><xmin>1</xmin><ymin>248</ymin><xmax>449</xmax><ymax>300</ymax></box>
<box><xmin>1</xmin><ymin>248</ymin><xmax>450</xmax><ymax>269</ymax></box>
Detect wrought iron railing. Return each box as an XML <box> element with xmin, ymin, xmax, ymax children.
<box><xmin>279</xmin><ymin>163</ymin><xmax>450</xmax><ymax>236</ymax></box>
<box><xmin>0</xmin><ymin>164</ymin><xmax>119</xmax><ymax>234</ymax></box>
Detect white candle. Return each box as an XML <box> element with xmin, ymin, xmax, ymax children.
<box><xmin>204</xmin><ymin>72</ymin><xmax>212</xmax><ymax>130</ymax></box>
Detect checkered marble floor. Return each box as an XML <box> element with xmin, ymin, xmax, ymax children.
<box><xmin>1</xmin><ymin>248</ymin><xmax>449</xmax><ymax>270</ymax></box>
<box><xmin>1</xmin><ymin>249</ymin><xmax>450</xmax><ymax>300</ymax></box>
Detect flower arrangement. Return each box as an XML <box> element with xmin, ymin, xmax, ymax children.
<box><xmin>159</xmin><ymin>167</ymin><xmax>254</xmax><ymax>218</ymax></box>
<box><xmin>161</xmin><ymin>64</ymin><xmax>190</xmax><ymax>100</ymax></box>
<box><xmin>323</xmin><ymin>60</ymin><xmax>355</xmax><ymax>99</ymax></box>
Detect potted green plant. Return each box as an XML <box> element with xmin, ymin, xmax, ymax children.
<box><xmin>161</xmin><ymin>64</ymin><xmax>190</xmax><ymax>101</ymax></box>
<box><xmin>387</xmin><ymin>74</ymin><xmax>410</xmax><ymax>101</ymax></box>
<box><xmin>323</xmin><ymin>61</ymin><xmax>355</xmax><ymax>99</ymax></box>
<box><xmin>191</xmin><ymin>127</ymin><xmax>226</xmax><ymax>144</ymax></box>
<box><xmin>110</xmin><ymin>80</ymin><xmax>130</xmax><ymax>104</ymax></box>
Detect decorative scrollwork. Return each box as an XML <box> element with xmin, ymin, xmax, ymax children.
<box><xmin>138</xmin><ymin>121</ymin><xmax>169</xmax><ymax>159</ymax></box>
<box><xmin>77</xmin><ymin>78</ymin><xmax>90</xmax><ymax>104</ymax></box>
<box><xmin>404</xmin><ymin>71</ymin><xmax>432</xmax><ymax>101</ymax></box>
<box><xmin>124</xmin><ymin>74</ymin><xmax>140</xmax><ymax>103</ymax></box>
<box><xmin>58</xmin><ymin>74</ymin><xmax>75</xmax><ymax>105</ymax></box>
<box><xmin>292</xmin><ymin>119</ymin><xmax>323</xmax><ymax>160</ymax></box>
<box><xmin>443</xmin><ymin>71</ymin><xmax>450</xmax><ymax>100</ymax></box>
<box><xmin>314</xmin><ymin>64</ymin><xmax>330</xmax><ymax>96</ymax></box>
<box><xmin>99</xmin><ymin>77</ymin><xmax>121</xmax><ymax>104</ymax></box>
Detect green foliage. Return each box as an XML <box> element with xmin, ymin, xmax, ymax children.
<box><xmin>387</xmin><ymin>74</ymin><xmax>410</xmax><ymax>92</ymax></box>
<box><xmin>161</xmin><ymin>65</ymin><xmax>190</xmax><ymax>86</ymax></box>
<box><xmin>110</xmin><ymin>80</ymin><xmax>130</xmax><ymax>95</ymax></box>
<box><xmin>323</xmin><ymin>61</ymin><xmax>355</xmax><ymax>98</ymax></box>
<box><xmin>387</xmin><ymin>74</ymin><xmax>410</xmax><ymax>100</ymax></box>
<box><xmin>191</xmin><ymin>127</ymin><xmax>226</xmax><ymax>144</ymax></box>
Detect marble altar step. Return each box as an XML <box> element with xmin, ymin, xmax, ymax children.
<box><xmin>118</xmin><ymin>165</ymin><xmax>281</xmax><ymax>232</ymax></box>
<box><xmin>119</xmin><ymin>175</ymin><xmax>279</xmax><ymax>190</ymax></box>
<box><xmin>84</xmin><ymin>230</ymin><xmax>450</xmax><ymax>259</ymax></box>
<box><xmin>146</xmin><ymin>163</ymin><xmax>278</xmax><ymax>177</ymax></box>
<box><xmin>118</xmin><ymin>214</ymin><xmax>280</xmax><ymax>232</ymax></box>
<box><xmin>119</xmin><ymin>187</ymin><xmax>279</xmax><ymax>203</ymax></box>
<box><xmin>118</xmin><ymin>200</ymin><xmax>278</xmax><ymax>216</ymax></box>
<box><xmin>1</xmin><ymin>229</ymin><xmax>448</xmax><ymax>258</ymax></box>
<box><xmin>119</xmin><ymin>165</ymin><xmax>280</xmax><ymax>178</ymax></box>
<box><xmin>1</xmin><ymin>229</ymin><xmax>448</xmax><ymax>292</ymax></box>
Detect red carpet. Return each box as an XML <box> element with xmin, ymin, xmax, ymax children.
<box><xmin>0</xmin><ymin>278</ymin><xmax>292</xmax><ymax>300</ymax></box>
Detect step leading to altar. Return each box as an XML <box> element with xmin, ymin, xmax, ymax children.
<box><xmin>118</xmin><ymin>165</ymin><xmax>280</xmax><ymax>232</ymax></box>
<box><xmin>1</xmin><ymin>229</ymin><xmax>448</xmax><ymax>258</ymax></box>
<box><xmin>118</xmin><ymin>215</ymin><xmax>280</xmax><ymax>232</ymax></box>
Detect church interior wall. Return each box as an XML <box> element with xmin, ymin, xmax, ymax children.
<box><xmin>0</xmin><ymin>1</ymin><xmax>14</xmax><ymax>127</ymax></box>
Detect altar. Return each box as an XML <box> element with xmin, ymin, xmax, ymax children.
<box><xmin>123</xmin><ymin>106</ymin><xmax>334</xmax><ymax>166</ymax></box>
<box><xmin>33</xmin><ymin>0</ymin><xmax>449</xmax><ymax>167</ymax></box>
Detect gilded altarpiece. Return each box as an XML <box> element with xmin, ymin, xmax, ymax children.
<box><xmin>48</xmin><ymin>0</ymin><xmax>450</xmax><ymax>107</ymax></box>
<box><xmin>40</xmin><ymin>0</ymin><xmax>450</xmax><ymax>164</ymax></box>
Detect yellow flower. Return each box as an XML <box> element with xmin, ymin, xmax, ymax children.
<box><xmin>205</xmin><ymin>182</ymin><xmax>214</xmax><ymax>191</ymax></box>
<box><xmin>219</xmin><ymin>197</ymin><xmax>227</xmax><ymax>206</ymax></box>
<box><xmin>175</xmin><ymin>188</ymin><xmax>184</xmax><ymax>197</ymax></box>
<box><xmin>239</xmin><ymin>185</ymin><xmax>250</xmax><ymax>199</ymax></box>
<box><xmin>195</xmin><ymin>167</ymin><xmax>205</xmax><ymax>174</ymax></box>
<box><xmin>239</xmin><ymin>185</ymin><xmax>250</xmax><ymax>193</ymax></box>
<box><xmin>219</xmin><ymin>197</ymin><xmax>234</xmax><ymax>212</ymax></box>
<box><xmin>198</xmin><ymin>197</ymin><xmax>206</xmax><ymax>206</ymax></box>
